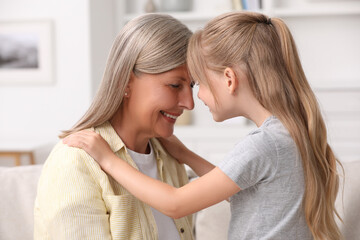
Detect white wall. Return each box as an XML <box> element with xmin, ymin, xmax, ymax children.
<box><xmin>0</xmin><ymin>0</ymin><xmax>92</xmax><ymax>143</ymax></box>
<box><xmin>0</xmin><ymin>0</ymin><xmax>115</xmax><ymax>143</ymax></box>
<box><xmin>0</xmin><ymin>0</ymin><xmax>116</xmax><ymax>166</ymax></box>
<box><xmin>89</xmin><ymin>0</ymin><xmax>117</xmax><ymax>96</ymax></box>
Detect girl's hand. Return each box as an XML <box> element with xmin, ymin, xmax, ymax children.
<box><xmin>158</xmin><ymin>135</ymin><xmax>188</xmax><ymax>164</ymax></box>
<box><xmin>62</xmin><ymin>130</ymin><xmax>114</xmax><ymax>168</ymax></box>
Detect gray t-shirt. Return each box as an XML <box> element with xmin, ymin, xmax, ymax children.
<box><xmin>219</xmin><ymin>116</ymin><xmax>313</xmax><ymax>240</ymax></box>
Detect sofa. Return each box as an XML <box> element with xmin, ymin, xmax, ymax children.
<box><xmin>0</xmin><ymin>161</ymin><xmax>359</xmax><ymax>240</ymax></box>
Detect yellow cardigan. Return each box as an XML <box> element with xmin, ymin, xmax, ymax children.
<box><xmin>34</xmin><ymin>121</ymin><xmax>193</xmax><ymax>240</ymax></box>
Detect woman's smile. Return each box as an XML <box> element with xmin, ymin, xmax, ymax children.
<box><xmin>160</xmin><ymin>110</ymin><xmax>181</xmax><ymax>124</ymax></box>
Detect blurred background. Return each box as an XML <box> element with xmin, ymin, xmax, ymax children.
<box><xmin>0</xmin><ymin>0</ymin><xmax>359</xmax><ymax>166</ymax></box>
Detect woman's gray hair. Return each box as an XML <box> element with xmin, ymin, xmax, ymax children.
<box><xmin>60</xmin><ymin>13</ymin><xmax>192</xmax><ymax>138</ymax></box>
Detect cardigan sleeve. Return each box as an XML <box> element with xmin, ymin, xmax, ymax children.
<box><xmin>34</xmin><ymin>142</ymin><xmax>112</xmax><ymax>240</ymax></box>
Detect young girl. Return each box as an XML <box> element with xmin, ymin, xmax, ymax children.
<box><xmin>64</xmin><ymin>12</ymin><xmax>343</xmax><ymax>240</ymax></box>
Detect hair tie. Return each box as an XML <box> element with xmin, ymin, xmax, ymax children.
<box><xmin>267</xmin><ymin>18</ymin><xmax>272</xmax><ymax>25</ymax></box>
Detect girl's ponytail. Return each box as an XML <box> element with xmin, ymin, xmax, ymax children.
<box><xmin>271</xmin><ymin>18</ymin><xmax>343</xmax><ymax>240</ymax></box>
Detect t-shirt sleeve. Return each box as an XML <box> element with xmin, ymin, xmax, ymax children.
<box><xmin>218</xmin><ymin>130</ymin><xmax>278</xmax><ymax>190</ymax></box>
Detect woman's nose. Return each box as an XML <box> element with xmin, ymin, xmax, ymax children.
<box><xmin>179</xmin><ymin>86</ymin><xmax>194</xmax><ymax>110</ymax></box>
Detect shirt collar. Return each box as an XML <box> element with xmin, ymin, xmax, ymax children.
<box><xmin>93</xmin><ymin>121</ymin><xmax>168</xmax><ymax>158</ymax></box>
<box><xmin>149</xmin><ymin>138</ymin><xmax>168</xmax><ymax>158</ymax></box>
<box><xmin>93</xmin><ymin>121</ymin><xmax>124</xmax><ymax>153</ymax></box>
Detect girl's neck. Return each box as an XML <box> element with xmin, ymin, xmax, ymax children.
<box><xmin>110</xmin><ymin>109</ymin><xmax>150</xmax><ymax>154</ymax></box>
<box><xmin>233</xmin><ymin>70</ymin><xmax>272</xmax><ymax>127</ymax></box>
<box><xmin>243</xmin><ymin>101</ymin><xmax>272</xmax><ymax>127</ymax></box>
<box><xmin>252</xmin><ymin>108</ymin><xmax>272</xmax><ymax>127</ymax></box>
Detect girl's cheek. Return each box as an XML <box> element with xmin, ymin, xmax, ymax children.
<box><xmin>197</xmin><ymin>94</ymin><xmax>207</xmax><ymax>107</ymax></box>
<box><xmin>197</xmin><ymin>87</ymin><xmax>203</xmax><ymax>100</ymax></box>
<box><xmin>197</xmin><ymin>92</ymin><xmax>203</xmax><ymax>103</ymax></box>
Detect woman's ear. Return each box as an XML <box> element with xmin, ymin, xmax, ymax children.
<box><xmin>123</xmin><ymin>84</ymin><xmax>131</xmax><ymax>98</ymax></box>
<box><xmin>224</xmin><ymin>67</ymin><xmax>238</xmax><ymax>95</ymax></box>
<box><xmin>124</xmin><ymin>72</ymin><xmax>137</xmax><ymax>97</ymax></box>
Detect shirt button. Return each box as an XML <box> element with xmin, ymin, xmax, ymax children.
<box><xmin>180</xmin><ymin>228</ymin><xmax>185</xmax><ymax>233</ymax></box>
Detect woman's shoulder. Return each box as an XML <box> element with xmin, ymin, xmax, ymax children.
<box><xmin>42</xmin><ymin>140</ymin><xmax>98</xmax><ymax>176</ymax></box>
<box><xmin>51</xmin><ymin>140</ymin><xmax>92</xmax><ymax>160</ymax></box>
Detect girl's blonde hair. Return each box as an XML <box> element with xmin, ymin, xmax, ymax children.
<box><xmin>188</xmin><ymin>11</ymin><xmax>343</xmax><ymax>240</ymax></box>
<box><xmin>60</xmin><ymin>14</ymin><xmax>192</xmax><ymax>138</ymax></box>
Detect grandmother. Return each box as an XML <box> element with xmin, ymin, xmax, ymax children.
<box><xmin>34</xmin><ymin>13</ymin><xmax>194</xmax><ymax>240</ymax></box>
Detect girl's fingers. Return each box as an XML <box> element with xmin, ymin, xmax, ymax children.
<box><xmin>63</xmin><ymin>130</ymin><xmax>97</xmax><ymax>149</ymax></box>
<box><xmin>62</xmin><ymin>130</ymin><xmax>111</xmax><ymax>162</ymax></box>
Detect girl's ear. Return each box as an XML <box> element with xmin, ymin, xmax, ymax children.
<box><xmin>224</xmin><ymin>67</ymin><xmax>238</xmax><ymax>95</ymax></box>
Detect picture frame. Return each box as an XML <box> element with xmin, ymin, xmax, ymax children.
<box><xmin>0</xmin><ymin>20</ymin><xmax>54</xmax><ymax>85</ymax></box>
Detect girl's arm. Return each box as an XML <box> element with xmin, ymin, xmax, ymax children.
<box><xmin>158</xmin><ymin>135</ymin><xmax>215</xmax><ymax>177</ymax></box>
<box><xmin>63</xmin><ymin>131</ymin><xmax>240</xmax><ymax>219</ymax></box>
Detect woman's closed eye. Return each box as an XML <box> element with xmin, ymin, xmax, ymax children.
<box><xmin>170</xmin><ymin>83</ymin><xmax>181</xmax><ymax>89</ymax></box>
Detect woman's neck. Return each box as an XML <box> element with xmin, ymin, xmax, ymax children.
<box><xmin>110</xmin><ymin>110</ymin><xmax>150</xmax><ymax>154</ymax></box>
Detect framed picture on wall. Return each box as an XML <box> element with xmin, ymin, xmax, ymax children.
<box><xmin>0</xmin><ymin>20</ymin><xmax>54</xmax><ymax>85</ymax></box>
